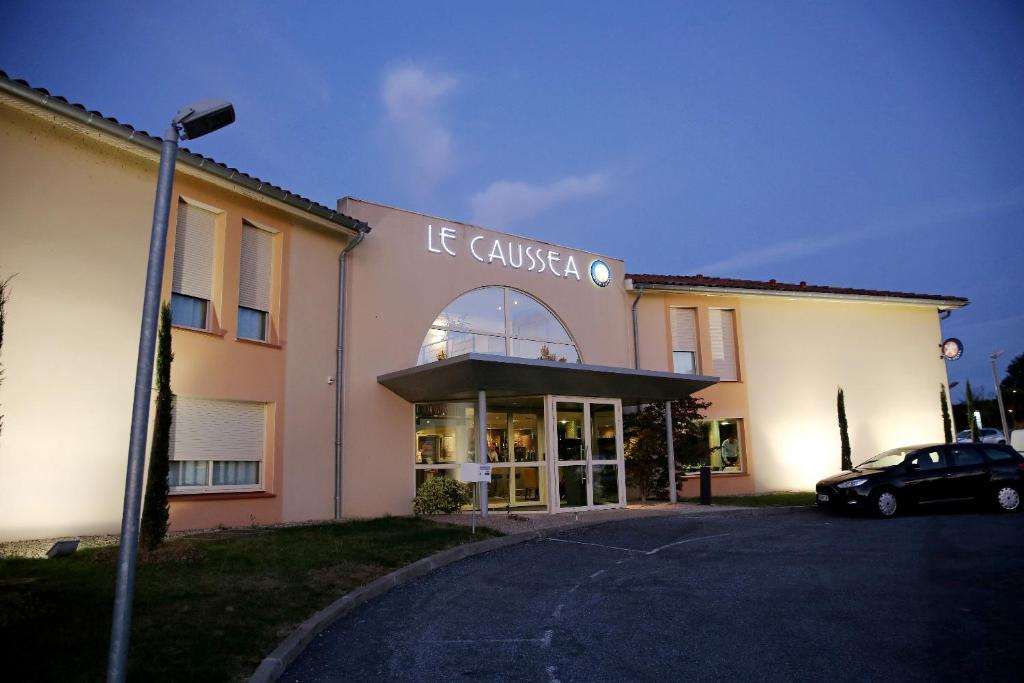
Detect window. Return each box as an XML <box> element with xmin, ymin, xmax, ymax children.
<box><xmin>670</xmin><ymin>307</ymin><xmax>699</xmax><ymax>374</ymax></box>
<box><xmin>168</xmin><ymin>397</ymin><xmax>266</xmax><ymax>491</ymax></box>
<box><xmin>708</xmin><ymin>309</ymin><xmax>739</xmax><ymax>380</ymax></box>
<box><xmin>414</xmin><ymin>398</ymin><xmax>548</xmax><ymax>510</ymax></box>
<box><xmin>909</xmin><ymin>450</ymin><xmax>944</xmax><ymax>470</ymax></box>
<box><xmin>982</xmin><ymin>447</ymin><xmax>1015</xmax><ymax>462</ymax></box>
<box><xmin>238</xmin><ymin>223</ymin><xmax>273</xmax><ymax>341</ymax></box>
<box><xmin>418</xmin><ymin>287</ymin><xmax>579</xmax><ymax>365</ymax></box>
<box><xmin>947</xmin><ymin>445</ymin><xmax>985</xmax><ymax>467</ymax></box>
<box><xmin>171</xmin><ymin>200</ymin><xmax>216</xmax><ymax>330</ymax></box>
<box><xmin>677</xmin><ymin>418</ymin><xmax>744</xmax><ymax>475</ymax></box>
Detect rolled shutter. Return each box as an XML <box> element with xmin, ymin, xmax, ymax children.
<box><xmin>709</xmin><ymin>309</ymin><xmax>738</xmax><ymax>381</ymax></box>
<box><xmin>172</xmin><ymin>201</ymin><xmax>215</xmax><ymax>300</ymax></box>
<box><xmin>169</xmin><ymin>397</ymin><xmax>265</xmax><ymax>462</ymax></box>
<box><xmin>239</xmin><ymin>224</ymin><xmax>273</xmax><ymax>312</ymax></box>
<box><xmin>670</xmin><ymin>308</ymin><xmax>698</xmax><ymax>352</ymax></box>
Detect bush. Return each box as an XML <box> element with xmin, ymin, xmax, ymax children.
<box><xmin>413</xmin><ymin>476</ymin><xmax>471</xmax><ymax>515</ymax></box>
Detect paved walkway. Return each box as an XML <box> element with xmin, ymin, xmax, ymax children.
<box><xmin>433</xmin><ymin>502</ymin><xmax>748</xmax><ymax>535</ymax></box>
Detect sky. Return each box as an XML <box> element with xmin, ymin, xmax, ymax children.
<box><xmin>1</xmin><ymin>1</ymin><xmax>1021</xmax><ymax>398</ymax></box>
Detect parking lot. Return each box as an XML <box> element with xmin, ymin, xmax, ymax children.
<box><xmin>285</xmin><ymin>508</ymin><xmax>1024</xmax><ymax>682</ymax></box>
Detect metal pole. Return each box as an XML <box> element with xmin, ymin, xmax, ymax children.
<box><xmin>106</xmin><ymin>128</ymin><xmax>178</xmax><ymax>683</ymax></box>
<box><xmin>478</xmin><ymin>390</ymin><xmax>488</xmax><ymax>517</ymax></box>
<box><xmin>991</xmin><ymin>355</ymin><xmax>1010</xmax><ymax>442</ymax></box>
<box><xmin>665</xmin><ymin>401</ymin><xmax>677</xmax><ymax>503</ymax></box>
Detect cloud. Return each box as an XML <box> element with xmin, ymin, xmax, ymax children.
<box><xmin>381</xmin><ymin>65</ymin><xmax>458</xmax><ymax>195</ymax></box>
<box><xmin>469</xmin><ymin>173</ymin><xmax>611</xmax><ymax>228</ymax></box>
<box><xmin>688</xmin><ymin>185</ymin><xmax>1024</xmax><ymax>275</ymax></box>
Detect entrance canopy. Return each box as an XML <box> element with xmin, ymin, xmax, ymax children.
<box><xmin>378</xmin><ymin>353</ymin><xmax>717</xmax><ymax>404</ymax></box>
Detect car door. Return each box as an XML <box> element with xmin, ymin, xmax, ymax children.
<box><xmin>942</xmin><ymin>444</ymin><xmax>990</xmax><ymax>500</ymax></box>
<box><xmin>901</xmin><ymin>448</ymin><xmax>948</xmax><ymax>504</ymax></box>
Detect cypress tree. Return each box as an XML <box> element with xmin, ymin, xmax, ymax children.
<box><xmin>838</xmin><ymin>387</ymin><xmax>852</xmax><ymax>470</ymax></box>
<box><xmin>141</xmin><ymin>303</ymin><xmax>174</xmax><ymax>550</ymax></box>
<box><xmin>965</xmin><ymin>381</ymin><xmax>979</xmax><ymax>442</ymax></box>
<box><xmin>940</xmin><ymin>385</ymin><xmax>953</xmax><ymax>443</ymax></box>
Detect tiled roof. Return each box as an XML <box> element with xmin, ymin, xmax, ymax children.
<box><xmin>626</xmin><ymin>273</ymin><xmax>968</xmax><ymax>305</ymax></box>
<box><xmin>0</xmin><ymin>70</ymin><xmax>368</xmax><ymax>234</ymax></box>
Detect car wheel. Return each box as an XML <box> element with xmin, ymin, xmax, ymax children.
<box><xmin>871</xmin><ymin>489</ymin><xmax>899</xmax><ymax>518</ymax></box>
<box><xmin>994</xmin><ymin>485</ymin><xmax>1020</xmax><ymax>512</ymax></box>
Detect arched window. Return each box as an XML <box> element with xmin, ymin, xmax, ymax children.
<box><xmin>418</xmin><ymin>287</ymin><xmax>580</xmax><ymax>365</ymax></box>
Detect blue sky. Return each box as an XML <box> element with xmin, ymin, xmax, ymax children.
<box><xmin>2</xmin><ymin>1</ymin><xmax>1021</xmax><ymax>398</ymax></box>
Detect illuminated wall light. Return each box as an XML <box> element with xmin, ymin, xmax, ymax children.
<box><xmin>590</xmin><ymin>259</ymin><xmax>611</xmax><ymax>288</ymax></box>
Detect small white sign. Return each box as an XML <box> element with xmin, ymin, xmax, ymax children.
<box><xmin>460</xmin><ymin>463</ymin><xmax>492</xmax><ymax>482</ymax></box>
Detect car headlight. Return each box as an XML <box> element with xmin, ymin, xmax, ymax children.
<box><xmin>837</xmin><ymin>478</ymin><xmax>869</xmax><ymax>489</ymax></box>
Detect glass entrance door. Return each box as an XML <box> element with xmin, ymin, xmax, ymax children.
<box><xmin>551</xmin><ymin>397</ymin><xmax>625</xmax><ymax>511</ymax></box>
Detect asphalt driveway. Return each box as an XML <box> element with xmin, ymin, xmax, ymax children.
<box><xmin>284</xmin><ymin>508</ymin><xmax>1024</xmax><ymax>682</ymax></box>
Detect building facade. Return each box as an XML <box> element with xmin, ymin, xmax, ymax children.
<box><xmin>0</xmin><ymin>72</ymin><xmax>967</xmax><ymax>541</ymax></box>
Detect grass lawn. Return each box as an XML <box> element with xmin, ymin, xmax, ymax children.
<box><xmin>680</xmin><ymin>491</ymin><xmax>817</xmax><ymax>507</ymax></box>
<box><xmin>0</xmin><ymin>517</ymin><xmax>498</xmax><ymax>682</ymax></box>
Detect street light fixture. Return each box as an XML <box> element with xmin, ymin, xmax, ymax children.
<box><xmin>990</xmin><ymin>350</ymin><xmax>1010</xmax><ymax>443</ymax></box>
<box><xmin>106</xmin><ymin>99</ymin><xmax>235</xmax><ymax>683</ymax></box>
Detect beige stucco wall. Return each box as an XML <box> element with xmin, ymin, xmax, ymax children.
<box><xmin>0</xmin><ymin>96</ymin><xmax>352</xmax><ymax>541</ymax></box>
<box><xmin>338</xmin><ymin>199</ymin><xmax>634</xmax><ymax>517</ymax></box>
<box><xmin>0</xmin><ymin>102</ymin><xmax>154</xmax><ymax>540</ymax></box>
<box><xmin>280</xmin><ymin>225</ymin><xmax>347</xmax><ymax>523</ymax></box>
<box><xmin>634</xmin><ymin>291</ymin><xmax>754</xmax><ymax>496</ymax></box>
<box><xmin>740</xmin><ymin>296</ymin><xmax>948</xmax><ymax>492</ymax></box>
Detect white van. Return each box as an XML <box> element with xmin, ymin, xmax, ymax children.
<box><xmin>1011</xmin><ymin>429</ymin><xmax>1024</xmax><ymax>453</ymax></box>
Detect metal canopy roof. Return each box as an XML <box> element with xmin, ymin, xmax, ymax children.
<box><xmin>377</xmin><ymin>353</ymin><xmax>718</xmax><ymax>404</ymax></box>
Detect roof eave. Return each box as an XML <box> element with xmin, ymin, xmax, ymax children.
<box><xmin>626</xmin><ymin>280</ymin><xmax>969</xmax><ymax>309</ymax></box>
<box><xmin>0</xmin><ymin>73</ymin><xmax>370</xmax><ymax>237</ymax></box>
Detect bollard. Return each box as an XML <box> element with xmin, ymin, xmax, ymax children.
<box><xmin>699</xmin><ymin>465</ymin><xmax>712</xmax><ymax>505</ymax></box>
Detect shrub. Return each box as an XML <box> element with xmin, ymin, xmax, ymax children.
<box><xmin>413</xmin><ymin>476</ymin><xmax>471</xmax><ymax>515</ymax></box>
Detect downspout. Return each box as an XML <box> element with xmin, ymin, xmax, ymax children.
<box><xmin>631</xmin><ymin>285</ymin><xmax>645</xmax><ymax>369</ymax></box>
<box><xmin>335</xmin><ymin>229</ymin><xmax>367</xmax><ymax>520</ymax></box>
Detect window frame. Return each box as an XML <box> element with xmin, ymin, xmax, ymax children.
<box><xmin>418</xmin><ymin>286</ymin><xmax>581</xmax><ymax>365</ymax></box>
<box><xmin>708</xmin><ymin>307</ymin><xmax>740</xmax><ymax>382</ymax></box>
<box><xmin>167</xmin><ymin>397</ymin><xmax>269</xmax><ymax>495</ymax></box>
<box><xmin>678</xmin><ymin>417</ymin><xmax>747</xmax><ymax>476</ymax></box>
<box><xmin>669</xmin><ymin>306</ymin><xmax>700</xmax><ymax>375</ymax></box>
<box><xmin>170</xmin><ymin>196</ymin><xmax>222</xmax><ymax>332</ymax></box>
<box><xmin>236</xmin><ymin>219</ymin><xmax>279</xmax><ymax>344</ymax></box>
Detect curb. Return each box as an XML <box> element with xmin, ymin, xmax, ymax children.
<box><xmin>248</xmin><ymin>505</ymin><xmax>809</xmax><ymax>681</ymax></box>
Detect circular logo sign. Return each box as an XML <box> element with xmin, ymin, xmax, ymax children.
<box><xmin>941</xmin><ymin>337</ymin><xmax>963</xmax><ymax>361</ymax></box>
<box><xmin>590</xmin><ymin>259</ymin><xmax>611</xmax><ymax>287</ymax></box>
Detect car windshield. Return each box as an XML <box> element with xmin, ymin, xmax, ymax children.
<box><xmin>956</xmin><ymin>431</ymin><xmax>971</xmax><ymax>439</ymax></box>
<box><xmin>856</xmin><ymin>448</ymin><xmax>913</xmax><ymax>470</ymax></box>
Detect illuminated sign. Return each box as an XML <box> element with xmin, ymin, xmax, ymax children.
<box><xmin>941</xmin><ymin>338</ymin><xmax>963</xmax><ymax>361</ymax></box>
<box><xmin>427</xmin><ymin>223</ymin><xmax>608</xmax><ymax>285</ymax></box>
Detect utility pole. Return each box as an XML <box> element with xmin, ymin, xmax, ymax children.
<box><xmin>991</xmin><ymin>351</ymin><xmax>1010</xmax><ymax>442</ymax></box>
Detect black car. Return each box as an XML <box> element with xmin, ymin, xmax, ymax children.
<box><xmin>816</xmin><ymin>443</ymin><xmax>1023</xmax><ymax>517</ymax></box>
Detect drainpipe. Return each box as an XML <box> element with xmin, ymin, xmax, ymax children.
<box><xmin>631</xmin><ymin>285</ymin><xmax>645</xmax><ymax>369</ymax></box>
<box><xmin>335</xmin><ymin>229</ymin><xmax>367</xmax><ymax>520</ymax></box>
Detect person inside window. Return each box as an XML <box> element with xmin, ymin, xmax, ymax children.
<box><xmin>721</xmin><ymin>436</ymin><xmax>740</xmax><ymax>468</ymax></box>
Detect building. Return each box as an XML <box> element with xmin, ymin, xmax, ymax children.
<box><xmin>0</xmin><ymin>72</ymin><xmax>968</xmax><ymax>541</ymax></box>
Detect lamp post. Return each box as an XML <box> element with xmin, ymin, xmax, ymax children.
<box><xmin>990</xmin><ymin>350</ymin><xmax>1010</xmax><ymax>443</ymax></box>
<box><xmin>948</xmin><ymin>381</ymin><xmax>959</xmax><ymax>438</ymax></box>
<box><xmin>106</xmin><ymin>100</ymin><xmax>234</xmax><ymax>683</ymax></box>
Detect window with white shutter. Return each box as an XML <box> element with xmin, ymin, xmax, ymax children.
<box><xmin>670</xmin><ymin>307</ymin><xmax>699</xmax><ymax>374</ymax></box>
<box><xmin>170</xmin><ymin>200</ymin><xmax>216</xmax><ymax>330</ymax></box>
<box><xmin>168</xmin><ymin>397</ymin><xmax>266</xmax><ymax>490</ymax></box>
<box><xmin>709</xmin><ymin>309</ymin><xmax>739</xmax><ymax>381</ymax></box>
<box><xmin>238</xmin><ymin>223</ymin><xmax>273</xmax><ymax>341</ymax></box>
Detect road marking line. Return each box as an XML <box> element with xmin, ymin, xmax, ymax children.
<box><xmin>551</xmin><ymin>603</ymin><xmax>564</xmax><ymax>619</ymax></box>
<box><xmin>645</xmin><ymin>533</ymin><xmax>731</xmax><ymax>555</ymax></box>
<box><xmin>547</xmin><ymin>537</ymin><xmax>646</xmax><ymax>553</ymax></box>
<box><xmin>541</xmin><ymin>629</ymin><xmax>554</xmax><ymax>648</ymax></box>
<box><xmin>589</xmin><ymin>569</ymin><xmax>606</xmax><ymax>580</ymax></box>
<box><xmin>546</xmin><ymin>665</ymin><xmax>561</xmax><ymax>683</ymax></box>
